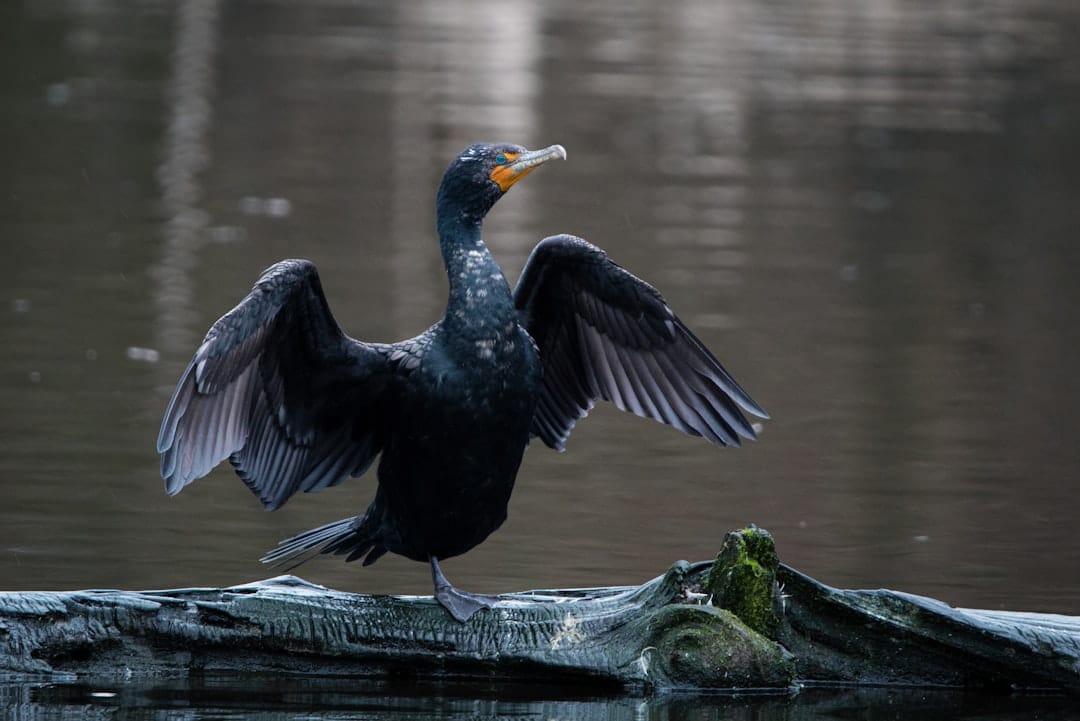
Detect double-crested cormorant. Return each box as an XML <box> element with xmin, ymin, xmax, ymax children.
<box><xmin>157</xmin><ymin>143</ymin><xmax>768</xmax><ymax>621</ymax></box>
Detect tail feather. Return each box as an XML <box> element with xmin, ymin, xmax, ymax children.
<box><xmin>260</xmin><ymin>515</ymin><xmax>386</xmax><ymax>571</ymax></box>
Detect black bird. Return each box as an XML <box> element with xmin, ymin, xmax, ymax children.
<box><xmin>157</xmin><ymin>143</ymin><xmax>768</xmax><ymax>621</ymax></box>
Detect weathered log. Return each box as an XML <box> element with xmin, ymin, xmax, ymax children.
<box><xmin>1</xmin><ymin>528</ymin><xmax>1077</xmax><ymax>693</ymax></box>
<box><xmin>707</xmin><ymin>527</ymin><xmax>1080</xmax><ymax>693</ymax></box>
<box><xmin>0</xmin><ymin>556</ymin><xmax>791</xmax><ymax>691</ymax></box>
<box><xmin>777</xmin><ymin>564</ymin><xmax>1080</xmax><ymax>692</ymax></box>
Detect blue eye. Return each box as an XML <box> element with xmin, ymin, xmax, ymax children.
<box><xmin>495</xmin><ymin>153</ymin><xmax>508</xmax><ymax>165</ymax></box>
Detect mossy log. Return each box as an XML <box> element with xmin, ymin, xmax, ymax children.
<box><xmin>0</xmin><ymin>558</ymin><xmax>790</xmax><ymax>691</ymax></box>
<box><xmin>1</xmin><ymin>528</ymin><xmax>1078</xmax><ymax>693</ymax></box>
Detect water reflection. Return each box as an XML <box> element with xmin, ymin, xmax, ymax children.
<box><xmin>153</xmin><ymin>0</ymin><xmax>221</xmax><ymax>359</ymax></box>
<box><xmin>3</xmin><ymin>678</ymin><xmax>1078</xmax><ymax>720</ymax></box>
<box><xmin>386</xmin><ymin>0</ymin><xmax>546</xmax><ymax>326</ymax></box>
<box><xmin>2</xmin><ymin>0</ymin><xmax>1079</xmax><ymax>660</ymax></box>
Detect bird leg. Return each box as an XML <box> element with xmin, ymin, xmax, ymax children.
<box><xmin>430</xmin><ymin>557</ymin><xmax>501</xmax><ymax>622</ymax></box>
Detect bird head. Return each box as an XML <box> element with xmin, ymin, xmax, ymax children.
<box><xmin>437</xmin><ymin>143</ymin><xmax>567</xmax><ymax>226</ymax></box>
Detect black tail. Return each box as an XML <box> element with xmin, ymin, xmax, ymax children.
<box><xmin>260</xmin><ymin>515</ymin><xmax>388</xmax><ymax>570</ymax></box>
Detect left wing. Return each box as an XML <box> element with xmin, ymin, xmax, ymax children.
<box><xmin>514</xmin><ymin>234</ymin><xmax>768</xmax><ymax>452</ymax></box>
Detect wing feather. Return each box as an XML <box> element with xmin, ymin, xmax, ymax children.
<box><xmin>157</xmin><ymin>259</ymin><xmax>406</xmax><ymax>510</ymax></box>
<box><xmin>515</xmin><ymin>235</ymin><xmax>767</xmax><ymax>451</ymax></box>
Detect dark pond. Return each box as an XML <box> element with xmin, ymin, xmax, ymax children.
<box><xmin>4</xmin><ymin>677</ymin><xmax>1080</xmax><ymax>720</ymax></box>
<box><xmin>3</xmin><ymin>0</ymin><xmax>1080</xmax><ymax>717</ymax></box>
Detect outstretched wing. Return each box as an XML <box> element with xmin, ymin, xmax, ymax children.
<box><xmin>514</xmin><ymin>235</ymin><xmax>768</xmax><ymax>452</ymax></box>
<box><xmin>157</xmin><ymin>259</ymin><xmax>401</xmax><ymax>510</ymax></box>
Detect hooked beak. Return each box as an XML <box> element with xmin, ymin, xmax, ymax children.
<box><xmin>490</xmin><ymin>144</ymin><xmax>567</xmax><ymax>192</ymax></box>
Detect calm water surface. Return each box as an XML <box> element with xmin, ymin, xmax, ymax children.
<box><xmin>3</xmin><ymin>0</ymin><xmax>1080</xmax><ymax>717</ymax></box>
<box><xmin>4</xmin><ymin>678</ymin><xmax>1080</xmax><ymax>720</ymax></box>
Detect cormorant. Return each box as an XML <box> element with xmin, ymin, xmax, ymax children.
<box><xmin>157</xmin><ymin>143</ymin><xmax>768</xmax><ymax>622</ymax></box>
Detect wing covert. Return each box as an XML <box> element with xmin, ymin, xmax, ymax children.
<box><xmin>514</xmin><ymin>235</ymin><xmax>768</xmax><ymax>452</ymax></box>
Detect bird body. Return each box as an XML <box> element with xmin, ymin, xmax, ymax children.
<box><xmin>157</xmin><ymin>143</ymin><xmax>768</xmax><ymax>621</ymax></box>
<box><xmin>376</xmin><ymin>318</ymin><xmax>540</xmax><ymax>563</ymax></box>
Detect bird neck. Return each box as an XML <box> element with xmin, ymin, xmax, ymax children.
<box><xmin>437</xmin><ymin>214</ymin><xmax>514</xmax><ymax>334</ymax></box>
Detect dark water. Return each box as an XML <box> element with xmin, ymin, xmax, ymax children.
<box><xmin>3</xmin><ymin>0</ymin><xmax>1080</xmax><ymax>717</ymax></box>
<box><xmin>4</xmin><ymin>678</ymin><xmax>1080</xmax><ymax>721</ymax></box>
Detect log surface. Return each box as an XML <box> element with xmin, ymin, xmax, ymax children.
<box><xmin>1</xmin><ymin>529</ymin><xmax>1077</xmax><ymax>693</ymax></box>
<box><xmin>0</xmin><ymin>560</ymin><xmax>790</xmax><ymax>691</ymax></box>
<box><xmin>777</xmin><ymin>564</ymin><xmax>1080</xmax><ymax>692</ymax></box>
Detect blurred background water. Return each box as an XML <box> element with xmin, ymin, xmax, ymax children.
<box><xmin>2</xmin><ymin>0</ymin><xmax>1080</xmax><ymax>717</ymax></box>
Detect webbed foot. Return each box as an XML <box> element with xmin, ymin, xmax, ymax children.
<box><xmin>430</xmin><ymin>557</ymin><xmax>501</xmax><ymax>622</ymax></box>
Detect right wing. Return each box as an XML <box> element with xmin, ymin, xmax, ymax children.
<box><xmin>157</xmin><ymin>259</ymin><xmax>409</xmax><ymax>511</ymax></box>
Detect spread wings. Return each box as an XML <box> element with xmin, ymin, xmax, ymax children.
<box><xmin>157</xmin><ymin>259</ymin><xmax>402</xmax><ymax>510</ymax></box>
<box><xmin>514</xmin><ymin>235</ymin><xmax>768</xmax><ymax>452</ymax></box>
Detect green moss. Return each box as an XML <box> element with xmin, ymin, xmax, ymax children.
<box><xmin>704</xmin><ymin>527</ymin><xmax>780</xmax><ymax>639</ymax></box>
<box><xmin>638</xmin><ymin>605</ymin><xmax>793</xmax><ymax>689</ymax></box>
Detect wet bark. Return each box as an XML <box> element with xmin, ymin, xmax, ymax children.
<box><xmin>0</xmin><ymin>559</ymin><xmax>790</xmax><ymax>691</ymax></box>
<box><xmin>776</xmin><ymin>563</ymin><xmax>1080</xmax><ymax>692</ymax></box>
<box><xmin>1</xmin><ymin>528</ymin><xmax>1077</xmax><ymax>694</ymax></box>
